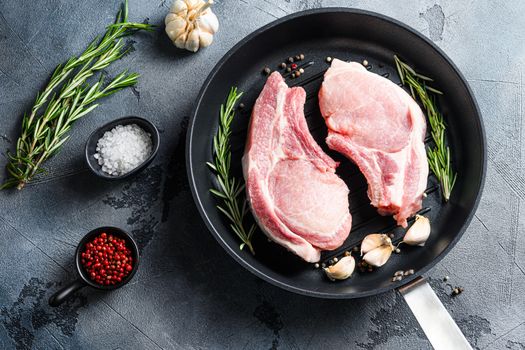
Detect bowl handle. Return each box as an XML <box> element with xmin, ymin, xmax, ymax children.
<box><xmin>49</xmin><ymin>279</ymin><xmax>87</xmax><ymax>307</ymax></box>
<box><xmin>398</xmin><ymin>276</ymin><xmax>472</xmax><ymax>350</ymax></box>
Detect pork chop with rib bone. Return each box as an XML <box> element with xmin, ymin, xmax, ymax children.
<box><xmin>319</xmin><ymin>59</ymin><xmax>428</xmax><ymax>227</ymax></box>
<box><xmin>243</xmin><ymin>71</ymin><xmax>352</xmax><ymax>262</ymax></box>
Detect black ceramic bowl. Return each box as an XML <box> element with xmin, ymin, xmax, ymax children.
<box><xmin>85</xmin><ymin>116</ymin><xmax>160</xmax><ymax>180</ymax></box>
<box><xmin>49</xmin><ymin>226</ymin><xmax>140</xmax><ymax>307</ymax></box>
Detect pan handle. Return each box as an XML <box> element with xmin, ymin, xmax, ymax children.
<box><xmin>48</xmin><ymin>279</ymin><xmax>86</xmax><ymax>307</ymax></box>
<box><xmin>398</xmin><ymin>276</ymin><xmax>472</xmax><ymax>350</ymax></box>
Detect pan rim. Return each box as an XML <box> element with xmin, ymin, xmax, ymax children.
<box><xmin>186</xmin><ymin>7</ymin><xmax>487</xmax><ymax>299</ymax></box>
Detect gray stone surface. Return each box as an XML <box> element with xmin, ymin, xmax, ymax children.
<box><xmin>0</xmin><ymin>0</ymin><xmax>524</xmax><ymax>349</ymax></box>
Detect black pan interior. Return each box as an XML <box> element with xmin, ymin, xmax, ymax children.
<box><xmin>187</xmin><ymin>9</ymin><xmax>486</xmax><ymax>298</ymax></box>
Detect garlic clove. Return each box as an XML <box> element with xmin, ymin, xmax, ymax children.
<box><xmin>199</xmin><ymin>31</ymin><xmax>214</xmax><ymax>48</ymax></box>
<box><xmin>174</xmin><ymin>32</ymin><xmax>188</xmax><ymax>49</ymax></box>
<box><xmin>173</xmin><ymin>17</ymin><xmax>188</xmax><ymax>31</ymax></box>
<box><xmin>403</xmin><ymin>215</ymin><xmax>431</xmax><ymax>246</ymax></box>
<box><xmin>361</xmin><ymin>233</ymin><xmax>391</xmax><ymax>255</ymax></box>
<box><xmin>185</xmin><ymin>28</ymin><xmax>201</xmax><ymax>52</ymax></box>
<box><xmin>363</xmin><ymin>245</ymin><xmax>393</xmax><ymax>267</ymax></box>
<box><xmin>165</xmin><ymin>13</ymin><xmax>179</xmax><ymax>26</ymax></box>
<box><xmin>165</xmin><ymin>18</ymin><xmax>187</xmax><ymax>41</ymax></box>
<box><xmin>324</xmin><ymin>256</ymin><xmax>355</xmax><ymax>281</ymax></box>
<box><xmin>171</xmin><ymin>0</ymin><xmax>188</xmax><ymax>15</ymax></box>
<box><xmin>197</xmin><ymin>12</ymin><xmax>219</xmax><ymax>33</ymax></box>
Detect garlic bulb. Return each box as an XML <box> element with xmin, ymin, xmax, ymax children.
<box><xmin>361</xmin><ymin>233</ymin><xmax>394</xmax><ymax>267</ymax></box>
<box><xmin>403</xmin><ymin>215</ymin><xmax>431</xmax><ymax>246</ymax></box>
<box><xmin>165</xmin><ymin>0</ymin><xmax>219</xmax><ymax>52</ymax></box>
<box><xmin>324</xmin><ymin>256</ymin><xmax>356</xmax><ymax>281</ymax></box>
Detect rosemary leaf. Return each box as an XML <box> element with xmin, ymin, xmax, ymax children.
<box><xmin>415</xmin><ymin>73</ymin><xmax>434</xmax><ymax>82</ymax></box>
<box><xmin>217</xmin><ymin>206</ymin><xmax>235</xmax><ymax>223</ymax></box>
<box><xmin>426</xmin><ymin>85</ymin><xmax>444</xmax><ymax>95</ymax></box>
<box><xmin>209</xmin><ymin>188</ymin><xmax>227</xmax><ymax>199</ymax></box>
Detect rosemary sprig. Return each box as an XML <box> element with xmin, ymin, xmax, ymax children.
<box><xmin>394</xmin><ymin>55</ymin><xmax>457</xmax><ymax>201</ymax></box>
<box><xmin>207</xmin><ymin>88</ymin><xmax>256</xmax><ymax>254</ymax></box>
<box><xmin>1</xmin><ymin>0</ymin><xmax>154</xmax><ymax>190</ymax></box>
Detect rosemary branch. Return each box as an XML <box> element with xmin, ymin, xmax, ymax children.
<box><xmin>207</xmin><ymin>88</ymin><xmax>256</xmax><ymax>254</ymax></box>
<box><xmin>1</xmin><ymin>0</ymin><xmax>154</xmax><ymax>190</ymax></box>
<box><xmin>394</xmin><ymin>55</ymin><xmax>457</xmax><ymax>201</ymax></box>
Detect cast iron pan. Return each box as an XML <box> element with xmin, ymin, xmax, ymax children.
<box><xmin>186</xmin><ymin>8</ymin><xmax>486</xmax><ymax>299</ymax></box>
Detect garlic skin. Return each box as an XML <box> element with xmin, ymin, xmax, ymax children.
<box><xmin>165</xmin><ymin>0</ymin><xmax>219</xmax><ymax>52</ymax></box>
<box><xmin>324</xmin><ymin>256</ymin><xmax>356</xmax><ymax>281</ymax></box>
<box><xmin>363</xmin><ymin>245</ymin><xmax>393</xmax><ymax>267</ymax></box>
<box><xmin>361</xmin><ymin>233</ymin><xmax>391</xmax><ymax>255</ymax></box>
<box><xmin>361</xmin><ymin>233</ymin><xmax>394</xmax><ymax>267</ymax></box>
<box><xmin>403</xmin><ymin>215</ymin><xmax>431</xmax><ymax>246</ymax></box>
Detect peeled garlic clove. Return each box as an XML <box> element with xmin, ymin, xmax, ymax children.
<box><xmin>185</xmin><ymin>28</ymin><xmax>200</xmax><ymax>52</ymax></box>
<box><xmin>324</xmin><ymin>256</ymin><xmax>355</xmax><ymax>281</ymax></box>
<box><xmin>363</xmin><ymin>245</ymin><xmax>393</xmax><ymax>267</ymax></box>
<box><xmin>361</xmin><ymin>233</ymin><xmax>391</xmax><ymax>255</ymax></box>
<box><xmin>403</xmin><ymin>215</ymin><xmax>431</xmax><ymax>246</ymax></box>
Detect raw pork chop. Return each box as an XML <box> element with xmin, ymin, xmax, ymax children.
<box><xmin>319</xmin><ymin>59</ymin><xmax>428</xmax><ymax>227</ymax></box>
<box><xmin>243</xmin><ymin>72</ymin><xmax>352</xmax><ymax>262</ymax></box>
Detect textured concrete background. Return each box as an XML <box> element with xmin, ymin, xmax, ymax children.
<box><xmin>0</xmin><ymin>0</ymin><xmax>524</xmax><ymax>349</ymax></box>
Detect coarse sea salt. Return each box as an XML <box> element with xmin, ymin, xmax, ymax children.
<box><xmin>94</xmin><ymin>124</ymin><xmax>153</xmax><ymax>176</ymax></box>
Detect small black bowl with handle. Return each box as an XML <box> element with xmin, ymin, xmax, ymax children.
<box><xmin>49</xmin><ymin>226</ymin><xmax>140</xmax><ymax>307</ymax></box>
<box><xmin>85</xmin><ymin>116</ymin><xmax>160</xmax><ymax>180</ymax></box>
